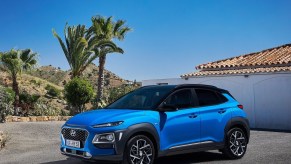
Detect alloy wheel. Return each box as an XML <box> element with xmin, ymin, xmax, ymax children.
<box><xmin>229</xmin><ymin>130</ymin><xmax>246</xmax><ymax>156</ymax></box>
<box><xmin>129</xmin><ymin>139</ymin><xmax>153</xmax><ymax>164</ymax></box>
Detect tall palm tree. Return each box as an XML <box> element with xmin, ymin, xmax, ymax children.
<box><xmin>53</xmin><ymin>24</ymin><xmax>118</xmax><ymax>78</ymax></box>
<box><xmin>0</xmin><ymin>49</ymin><xmax>37</xmax><ymax>115</ymax></box>
<box><xmin>90</xmin><ymin>16</ymin><xmax>131</xmax><ymax>102</ymax></box>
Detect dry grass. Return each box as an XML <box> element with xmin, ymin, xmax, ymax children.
<box><xmin>0</xmin><ymin>131</ymin><xmax>9</xmax><ymax>150</ymax></box>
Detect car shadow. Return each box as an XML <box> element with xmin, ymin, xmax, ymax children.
<box><xmin>41</xmin><ymin>151</ymin><xmax>228</xmax><ymax>164</ymax></box>
<box><xmin>156</xmin><ymin>151</ymin><xmax>228</xmax><ymax>164</ymax></box>
<box><xmin>40</xmin><ymin>158</ymin><xmax>119</xmax><ymax>164</ymax></box>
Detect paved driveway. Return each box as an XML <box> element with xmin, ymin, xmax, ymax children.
<box><xmin>0</xmin><ymin>122</ymin><xmax>291</xmax><ymax>164</ymax></box>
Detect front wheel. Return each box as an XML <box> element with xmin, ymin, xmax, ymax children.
<box><xmin>122</xmin><ymin>135</ymin><xmax>155</xmax><ymax>164</ymax></box>
<box><xmin>222</xmin><ymin>128</ymin><xmax>247</xmax><ymax>159</ymax></box>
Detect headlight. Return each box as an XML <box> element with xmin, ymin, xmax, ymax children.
<box><xmin>92</xmin><ymin>133</ymin><xmax>115</xmax><ymax>143</ymax></box>
<box><xmin>92</xmin><ymin>121</ymin><xmax>124</xmax><ymax>128</ymax></box>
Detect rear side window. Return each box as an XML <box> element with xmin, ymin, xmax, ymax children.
<box><xmin>195</xmin><ymin>89</ymin><xmax>226</xmax><ymax>106</ymax></box>
<box><xmin>165</xmin><ymin>89</ymin><xmax>193</xmax><ymax>109</ymax></box>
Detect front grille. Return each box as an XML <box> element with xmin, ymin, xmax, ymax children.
<box><xmin>62</xmin><ymin>128</ymin><xmax>89</xmax><ymax>148</ymax></box>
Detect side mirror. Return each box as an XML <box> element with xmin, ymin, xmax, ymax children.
<box><xmin>158</xmin><ymin>103</ymin><xmax>178</xmax><ymax>112</ymax></box>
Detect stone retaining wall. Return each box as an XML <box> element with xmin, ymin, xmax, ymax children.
<box><xmin>5</xmin><ymin>116</ymin><xmax>72</xmax><ymax>122</ymax></box>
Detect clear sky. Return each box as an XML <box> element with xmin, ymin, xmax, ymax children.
<box><xmin>1</xmin><ymin>0</ymin><xmax>291</xmax><ymax>81</ymax></box>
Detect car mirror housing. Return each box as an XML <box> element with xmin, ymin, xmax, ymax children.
<box><xmin>158</xmin><ymin>103</ymin><xmax>177</xmax><ymax>112</ymax></box>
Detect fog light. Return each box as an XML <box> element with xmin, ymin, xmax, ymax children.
<box><xmin>85</xmin><ymin>152</ymin><xmax>92</xmax><ymax>158</ymax></box>
<box><xmin>92</xmin><ymin>133</ymin><xmax>115</xmax><ymax>143</ymax></box>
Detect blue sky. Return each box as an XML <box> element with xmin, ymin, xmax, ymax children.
<box><xmin>1</xmin><ymin>0</ymin><xmax>291</xmax><ymax>81</ymax></box>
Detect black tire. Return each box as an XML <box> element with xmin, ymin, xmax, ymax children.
<box><xmin>222</xmin><ymin>128</ymin><xmax>247</xmax><ymax>159</ymax></box>
<box><xmin>121</xmin><ymin>135</ymin><xmax>155</xmax><ymax>164</ymax></box>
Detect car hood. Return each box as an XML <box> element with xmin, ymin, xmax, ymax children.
<box><xmin>65</xmin><ymin>109</ymin><xmax>147</xmax><ymax>126</ymax></box>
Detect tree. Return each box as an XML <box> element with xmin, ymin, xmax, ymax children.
<box><xmin>90</xmin><ymin>15</ymin><xmax>131</xmax><ymax>103</ymax></box>
<box><xmin>64</xmin><ymin>78</ymin><xmax>94</xmax><ymax>114</ymax></box>
<box><xmin>53</xmin><ymin>24</ymin><xmax>118</xmax><ymax>78</ymax></box>
<box><xmin>0</xmin><ymin>49</ymin><xmax>37</xmax><ymax>115</ymax></box>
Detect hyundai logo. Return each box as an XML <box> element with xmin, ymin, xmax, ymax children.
<box><xmin>70</xmin><ymin>130</ymin><xmax>76</xmax><ymax>137</ymax></box>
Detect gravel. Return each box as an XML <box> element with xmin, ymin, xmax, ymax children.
<box><xmin>0</xmin><ymin>122</ymin><xmax>291</xmax><ymax>164</ymax></box>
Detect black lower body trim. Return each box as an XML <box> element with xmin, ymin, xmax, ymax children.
<box><xmin>62</xmin><ymin>152</ymin><xmax>123</xmax><ymax>161</ymax></box>
<box><xmin>158</xmin><ymin>142</ymin><xmax>224</xmax><ymax>157</ymax></box>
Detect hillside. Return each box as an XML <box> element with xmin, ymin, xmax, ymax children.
<box><xmin>0</xmin><ymin>71</ymin><xmax>66</xmax><ymax>113</ymax></box>
<box><xmin>28</xmin><ymin>64</ymin><xmax>128</xmax><ymax>89</ymax></box>
<box><xmin>0</xmin><ymin>64</ymin><xmax>130</xmax><ymax>115</ymax></box>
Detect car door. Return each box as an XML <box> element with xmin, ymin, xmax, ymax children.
<box><xmin>194</xmin><ymin>89</ymin><xmax>232</xmax><ymax>143</ymax></box>
<box><xmin>159</xmin><ymin>88</ymin><xmax>201</xmax><ymax>150</ymax></box>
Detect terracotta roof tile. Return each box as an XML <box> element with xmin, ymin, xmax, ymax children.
<box><xmin>196</xmin><ymin>44</ymin><xmax>291</xmax><ymax>70</ymax></box>
<box><xmin>182</xmin><ymin>44</ymin><xmax>291</xmax><ymax>78</ymax></box>
<box><xmin>181</xmin><ymin>66</ymin><xmax>291</xmax><ymax>77</ymax></box>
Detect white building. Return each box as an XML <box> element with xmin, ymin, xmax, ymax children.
<box><xmin>143</xmin><ymin>44</ymin><xmax>291</xmax><ymax>131</ymax></box>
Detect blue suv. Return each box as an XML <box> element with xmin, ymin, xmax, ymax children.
<box><xmin>60</xmin><ymin>84</ymin><xmax>250</xmax><ymax>164</ymax></box>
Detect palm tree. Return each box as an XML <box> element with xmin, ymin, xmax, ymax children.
<box><xmin>90</xmin><ymin>16</ymin><xmax>131</xmax><ymax>102</ymax></box>
<box><xmin>53</xmin><ymin>24</ymin><xmax>118</xmax><ymax>78</ymax></box>
<box><xmin>0</xmin><ymin>49</ymin><xmax>37</xmax><ymax>115</ymax></box>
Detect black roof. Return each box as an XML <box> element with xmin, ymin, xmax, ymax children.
<box><xmin>143</xmin><ymin>84</ymin><xmax>227</xmax><ymax>93</ymax></box>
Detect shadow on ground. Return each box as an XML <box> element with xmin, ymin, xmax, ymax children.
<box><xmin>41</xmin><ymin>151</ymin><xmax>228</xmax><ymax>164</ymax></box>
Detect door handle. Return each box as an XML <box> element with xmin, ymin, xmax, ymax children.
<box><xmin>218</xmin><ymin>109</ymin><xmax>226</xmax><ymax>114</ymax></box>
<box><xmin>189</xmin><ymin>114</ymin><xmax>198</xmax><ymax>118</ymax></box>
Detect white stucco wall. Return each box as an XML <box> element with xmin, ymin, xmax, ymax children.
<box><xmin>142</xmin><ymin>73</ymin><xmax>291</xmax><ymax>130</ymax></box>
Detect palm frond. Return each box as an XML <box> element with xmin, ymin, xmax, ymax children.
<box><xmin>53</xmin><ymin>29</ymin><xmax>70</xmax><ymax>65</ymax></box>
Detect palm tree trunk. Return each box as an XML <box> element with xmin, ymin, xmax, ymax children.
<box><xmin>12</xmin><ymin>74</ymin><xmax>19</xmax><ymax>115</ymax></box>
<box><xmin>97</xmin><ymin>55</ymin><xmax>106</xmax><ymax>104</ymax></box>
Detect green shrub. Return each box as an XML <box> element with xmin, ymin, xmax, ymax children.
<box><xmin>32</xmin><ymin>98</ymin><xmax>61</xmax><ymax>116</ymax></box>
<box><xmin>45</xmin><ymin>84</ymin><xmax>61</xmax><ymax>98</ymax></box>
<box><xmin>64</xmin><ymin>78</ymin><xmax>94</xmax><ymax>114</ymax></box>
<box><xmin>0</xmin><ymin>86</ymin><xmax>15</xmax><ymax>122</ymax></box>
<box><xmin>60</xmin><ymin>109</ymin><xmax>70</xmax><ymax>116</ymax></box>
<box><xmin>19</xmin><ymin>92</ymin><xmax>40</xmax><ymax>104</ymax></box>
<box><xmin>19</xmin><ymin>92</ymin><xmax>41</xmax><ymax>116</ymax></box>
<box><xmin>3</xmin><ymin>87</ymin><xmax>15</xmax><ymax>103</ymax></box>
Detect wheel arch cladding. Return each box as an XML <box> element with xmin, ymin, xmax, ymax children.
<box><xmin>121</xmin><ymin>123</ymin><xmax>160</xmax><ymax>156</ymax></box>
<box><xmin>225</xmin><ymin>117</ymin><xmax>250</xmax><ymax>143</ymax></box>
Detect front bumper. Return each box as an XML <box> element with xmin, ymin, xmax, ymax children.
<box><xmin>60</xmin><ymin>125</ymin><xmax>127</xmax><ymax>161</ymax></box>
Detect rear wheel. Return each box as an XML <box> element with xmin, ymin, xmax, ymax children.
<box><xmin>222</xmin><ymin>128</ymin><xmax>247</xmax><ymax>159</ymax></box>
<box><xmin>122</xmin><ymin>135</ymin><xmax>155</xmax><ymax>164</ymax></box>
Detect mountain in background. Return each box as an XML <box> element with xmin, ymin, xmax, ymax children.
<box><xmin>28</xmin><ymin>64</ymin><xmax>129</xmax><ymax>89</ymax></box>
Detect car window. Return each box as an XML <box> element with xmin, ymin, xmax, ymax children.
<box><xmin>165</xmin><ymin>89</ymin><xmax>193</xmax><ymax>109</ymax></box>
<box><xmin>106</xmin><ymin>86</ymin><xmax>175</xmax><ymax>109</ymax></box>
<box><xmin>217</xmin><ymin>92</ymin><xmax>228</xmax><ymax>103</ymax></box>
<box><xmin>195</xmin><ymin>89</ymin><xmax>223</xmax><ymax>106</ymax></box>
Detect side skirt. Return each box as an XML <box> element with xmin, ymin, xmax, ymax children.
<box><xmin>158</xmin><ymin>141</ymin><xmax>225</xmax><ymax>157</ymax></box>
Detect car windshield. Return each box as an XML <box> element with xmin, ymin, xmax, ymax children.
<box><xmin>106</xmin><ymin>85</ymin><xmax>176</xmax><ymax>110</ymax></box>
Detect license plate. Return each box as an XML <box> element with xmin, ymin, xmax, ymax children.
<box><xmin>66</xmin><ymin>139</ymin><xmax>80</xmax><ymax>148</ymax></box>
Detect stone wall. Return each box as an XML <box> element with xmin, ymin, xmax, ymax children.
<box><xmin>5</xmin><ymin>116</ymin><xmax>72</xmax><ymax>122</ymax></box>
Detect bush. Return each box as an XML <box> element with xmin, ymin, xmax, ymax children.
<box><xmin>0</xmin><ymin>86</ymin><xmax>15</xmax><ymax>122</ymax></box>
<box><xmin>19</xmin><ymin>92</ymin><xmax>40</xmax><ymax>116</ymax></box>
<box><xmin>64</xmin><ymin>78</ymin><xmax>94</xmax><ymax>114</ymax></box>
<box><xmin>31</xmin><ymin>97</ymin><xmax>61</xmax><ymax>116</ymax></box>
<box><xmin>45</xmin><ymin>84</ymin><xmax>61</xmax><ymax>98</ymax></box>
<box><xmin>19</xmin><ymin>92</ymin><xmax>40</xmax><ymax>104</ymax></box>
